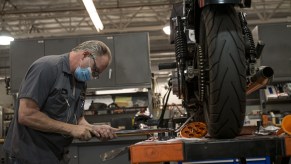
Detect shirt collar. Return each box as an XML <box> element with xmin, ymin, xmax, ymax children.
<box><xmin>62</xmin><ymin>53</ymin><xmax>71</xmax><ymax>74</ymax></box>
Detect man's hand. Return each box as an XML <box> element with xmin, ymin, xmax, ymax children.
<box><xmin>70</xmin><ymin>125</ymin><xmax>93</xmax><ymax>141</ymax></box>
<box><xmin>91</xmin><ymin>125</ymin><xmax>118</xmax><ymax>141</ymax></box>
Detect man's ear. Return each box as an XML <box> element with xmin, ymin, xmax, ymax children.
<box><xmin>81</xmin><ymin>51</ymin><xmax>91</xmax><ymax>59</ymax></box>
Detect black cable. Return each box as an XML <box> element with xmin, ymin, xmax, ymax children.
<box><xmin>158</xmin><ymin>87</ymin><xmax>172</xmax><ymax>128</ymax></box>
<box><xmin>162</xmin><ymin>87</ymin><xmax>170</xmax><ymax>105</ymax></box>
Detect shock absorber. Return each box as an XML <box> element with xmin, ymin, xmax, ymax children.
<box><xmin>238</xmin><ymin>12</ymin><xmax>257</xmax><ymax>76</ymax></box>
<box><xmin>173</xmin><ymin>16</ymin><xmax>188</xmax><ymax>99</ymax></box>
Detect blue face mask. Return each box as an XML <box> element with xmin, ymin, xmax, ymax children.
<box><xmin>74</xmin><ymin>66</ymin><xmax>92</xmax><ymax>82</ymax></box>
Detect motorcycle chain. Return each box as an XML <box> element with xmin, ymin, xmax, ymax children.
<box><xmin>197</xmin><ymin>44</ymin><xmax>206</xmax><ymax>102</ymax></box>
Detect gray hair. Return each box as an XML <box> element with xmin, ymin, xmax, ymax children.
<box><xmin>72</xmin><ymin>40</ymin><xmax>112</xmax><ymax>62</ymax></box>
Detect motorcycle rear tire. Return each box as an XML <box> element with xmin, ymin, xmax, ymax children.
<box><xmin>200</xmin><ymin>5</ymin><xmax>246</xmax><ymax>138</ymax></box>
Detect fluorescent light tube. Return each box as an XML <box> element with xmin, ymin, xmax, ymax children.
<box><xmin>82</xmin><ymin>0</ymin><xmax>104</xmax><ymax>32</ymax></box>
<box><xmin>95</xmin><ymin>88</ymin><xmax>148</xmax><ymax>95</ymax></box>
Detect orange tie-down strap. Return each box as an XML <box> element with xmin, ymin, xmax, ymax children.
<box><xmin>129</xmin><ymin>140</ymin><xmax>184</xmax><ymax>164</ymax></box>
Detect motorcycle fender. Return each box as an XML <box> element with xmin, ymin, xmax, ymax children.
<box><xmin>198</xmin><ymin>0</ymin><xmax>242</xmax><ymax>7</ymax></box>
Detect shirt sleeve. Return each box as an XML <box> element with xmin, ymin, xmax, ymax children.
<box><xmin>19</xmin><ymin>60</ymin><xmax>58</xmax><ymax>109</ymax></box>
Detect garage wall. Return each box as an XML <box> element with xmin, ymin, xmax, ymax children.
<box><xmin>0</xmin><ymin>81</ymin><xmax>12</xmax><ymax>107</ymax></box>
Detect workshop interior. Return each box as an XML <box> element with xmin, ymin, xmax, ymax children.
<box><xmin>0</xmin><ymin>0</ymin><xmax>291</xmax><ymax>163</ymax></box>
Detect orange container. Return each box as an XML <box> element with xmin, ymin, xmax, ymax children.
<box><xmin>281</xmin><ymin>115</ymin><xmax>291</xmax><ymax>135</ymax></box>
<box><xmin>130</xmin><ymin>140</ymin><xmax>184</xmax><ymax>163</ymax></box>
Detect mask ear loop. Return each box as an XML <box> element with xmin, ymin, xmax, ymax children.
<box><xmin>87</xmin><ymin>56</ymin><xmax>93</xmax><ymax>78</ymax></box>
<box><xmin>88</xmin><ymin>57</ymin><xmax>91</xmax><ymax>67</ymax></box>
<box><xmin>77</xmin><ymin>58</ymin><xmax>83</xmax><ymax>68</ymax></box>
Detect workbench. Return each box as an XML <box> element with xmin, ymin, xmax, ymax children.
<box><xmin>69</xmin><ymin>135</ymin><xmax>147</xmax><ymax>164</ymax></box>
<box><xmin>130</xmin><ymin>135</ymin><xmax>291</xmax><ymax>164</ymax></box>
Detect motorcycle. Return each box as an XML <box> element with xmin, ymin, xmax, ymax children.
<box><xmin>158</xmin><ymin>0</ymin><xmax>274</xmax><ymax>139</ymax></box>
<box><xmin>98</xmin><ymin>1</ymin><xmax>276</xmax><ymax>161</ymax></box>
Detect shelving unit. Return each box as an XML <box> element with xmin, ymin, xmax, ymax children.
<box><xmin>83</xmin><ymin>91</ymin><xmax>152</xmax><ymax>130</ymax></box>
<box><xmin>260</xmin><ymin>82</ymin><xmax>291</xmax><ymax>114</ymax></box>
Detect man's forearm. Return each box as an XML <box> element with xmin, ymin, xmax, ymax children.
<box><xmin>19</xmin><ymin>108</ymin><xmax>75</xmax><ymax>136</ymax></box>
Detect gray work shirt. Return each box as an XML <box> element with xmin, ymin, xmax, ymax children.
<box><xmin>3</xmin><ymin>53</ymin><xmax>86</xmax><ymax>164</ymax></box>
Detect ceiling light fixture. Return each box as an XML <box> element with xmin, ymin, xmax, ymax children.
<box><xmin>0</xmin><ymin>29</ymin><xmax>14</xmax><ymax>45</ymax></box>
<box><xmin>163</xmin><ymin>25</ymin><xmax>171</xmax><ymax>35</ymax></box>
<box><xmin>82</xmin><ymin>0</ymin><xmax>104</xmax><ymax>32</ymax></box>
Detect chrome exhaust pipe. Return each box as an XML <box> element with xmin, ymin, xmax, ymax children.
<box><xmin>246</xmin><ymin>66</ymin><xmax>274</xmax><ymax>95</ymax></box>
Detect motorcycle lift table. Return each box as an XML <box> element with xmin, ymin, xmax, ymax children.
<box><xmin>129</xmin><ymin>135</ymin><xmax>291</xmax><ymax>164</ymax></box>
